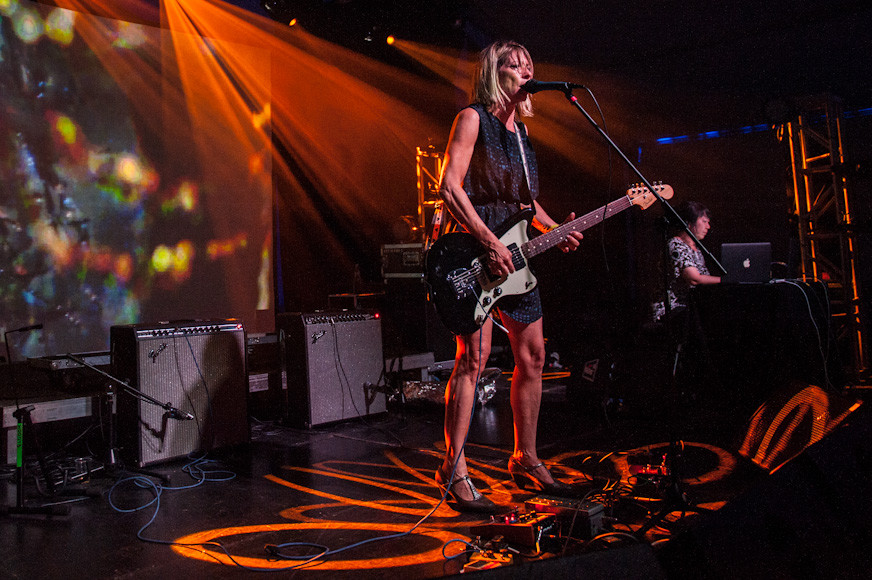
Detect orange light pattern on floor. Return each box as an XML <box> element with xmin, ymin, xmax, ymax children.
<box><xmin>593</xmin><ymin>441</ymin><xmax>737</xmax><ymax>486</ymax></box>
<box><xmin>172</xmin><ymin>522</ymin><xmax>460</xmax><ymax>570</ymax></box>
<box><xmin>169</xmin><ymin>438</ymin><xmax>742</xmax><ymax>570</ymax></box>
<box><xmin>171</xmin><ymin>448</ymin><xmax>516</xmax><ymax>570</ymax></box>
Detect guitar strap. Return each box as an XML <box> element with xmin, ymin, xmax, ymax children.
<box><xmin>426</xmin><ymin>122</ymin><xmax>531</xmax><ymax>252</ymax></box>
<box><xmin>425</xmin><ymin>199</ymin><xmax>446</xmax><ymax>252</ymax></box>
<box><xmin>514</xmin><ymin>122</ymin><xmax>533</xmax><ymax>206</ymax></box>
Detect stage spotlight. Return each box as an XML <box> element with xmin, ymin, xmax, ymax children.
<box><xmin>391</xmin><ymin>215</ymin><xmax>421</xmax><ymax>243</ymax></box>
<box><xmin>386</xmin><ymin>35</ymin><xmax>395</xmax><ymax>45</ymax></box>
<box><xmin>261</xmin><ymin>0</ymin><xmax>295</xmax><ymax>24</ymax></box>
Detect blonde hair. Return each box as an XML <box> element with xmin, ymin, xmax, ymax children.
<box><xmin>473</xmin><ymin>41</ymin><xmax>534</xmax><ymax>117</ymax></box>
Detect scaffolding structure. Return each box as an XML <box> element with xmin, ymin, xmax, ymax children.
<box><xmin>783</xmin><ymin>95</ymin><xmax>867</xmax><ymax>382</ymax></box>
<box><xmin>416</xmin><ymin>145</ymin><xmax>446</xmax><ymax>247</ymax></box>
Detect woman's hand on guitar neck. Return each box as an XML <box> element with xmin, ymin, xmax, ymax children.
<box><xmin>556</xmin><ymin>212</ymin><xmax>583</xmax><ymax>253</ymax></box>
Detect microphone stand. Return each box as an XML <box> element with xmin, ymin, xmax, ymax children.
<box><xmin>558</xmin><ymin>86</ymin><xmax>724</xmax><ymax>270</ymax></box>
<box><xmin>64</xmin><ymin>354</ymin><xmax>176</xmax><ymax>484</ymax></box>
<box><xmin>551</xmin><ymin>86</ymin><xmax>726</xmax><ymax>539</ymax></box>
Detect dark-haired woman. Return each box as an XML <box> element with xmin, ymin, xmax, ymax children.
<box><xmin>653</xmin><ymin>200</ymin><xmax>721</xmax><ymax>322</ymax></box>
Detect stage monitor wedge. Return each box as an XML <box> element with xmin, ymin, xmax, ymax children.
<box><xmin>111</xmin><ymin>321</ymin><xmax>249</xmax><ymax>467</ymax></box>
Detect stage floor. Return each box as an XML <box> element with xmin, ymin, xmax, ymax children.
<box><xmin>1</xmin><ymin>371</ymin><xmax>868</xmax><ymax>579</ymax></box>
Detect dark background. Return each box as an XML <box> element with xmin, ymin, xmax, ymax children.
<box><xmin>21</xmin><ymin>0</ymin><xmax>872</xmax><ymax>366</ymax></box>
<box><xmin>256</xmin><ymin>0</ymin><xmax>872</xmax><ymax>353</ymax></box>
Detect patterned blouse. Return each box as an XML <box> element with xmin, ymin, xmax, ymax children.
<box><xmin>463</xmin><ymin>103</ymin><xmax>538</xmax><ymax>209</ymax></box>
<box><xmin>652</xmin><ymin>236</ymin><xmax>709</xmax><ymax>321</ymax></box>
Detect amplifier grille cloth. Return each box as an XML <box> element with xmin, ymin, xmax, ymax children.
<box><xmin>112</xmin><ymin>323</ymin><xmax>249</xmax><ymax>467</ymax></box>
<box><xmin>279</xmin><ymin>312</ymin><xmax>385</xmax><ymax>428</ymax></box>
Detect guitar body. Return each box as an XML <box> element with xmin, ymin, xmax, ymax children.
<box><xmin>425</xmin><ymin>183</ymin><xmax>673</xmax><ymax>335</ymax></box>
<box><xmin>425</xmin><ymin>210</ymin><xmax>537</xmax><ymax>336</ymax></box>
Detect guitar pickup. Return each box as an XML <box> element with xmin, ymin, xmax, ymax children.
<box><xmin>447</xmin><ymin>269</ymin><xmax>475</xmax><ymax>299</ymax></box>
<box><xmin>509</xmin><ymin>244</ymin><xmax>526</xmax><ymax>270</ymax></box>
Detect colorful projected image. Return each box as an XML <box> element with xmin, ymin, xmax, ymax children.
<box><xmin>1</xmin><ymin>1</ymin><xmax>273</xmax><ymax>359</ymax></box>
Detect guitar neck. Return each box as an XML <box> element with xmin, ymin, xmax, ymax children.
<box><xmin>523</xmin><ymin>195</ymin><xmax>634</xmax><ymax>258</ymax></box>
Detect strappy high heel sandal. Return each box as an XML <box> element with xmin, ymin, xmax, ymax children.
<box><xmin>435</xmin><ymin>469</ymin><xmax>499</xmax><ymax>513</ymax></box>
<box><xmin>508</xmin><ymin>457</ymin><xmax>580</xmax><ymax>497</ymax></box>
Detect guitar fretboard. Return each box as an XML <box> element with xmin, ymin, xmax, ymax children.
<box><xmin>523</xmin><ymin>196</ymin><xmax>634</xmax><ymax>258</ymax></box>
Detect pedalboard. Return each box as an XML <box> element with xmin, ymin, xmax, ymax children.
<box><xmin>470</xmin><ymin>511</ymin><xmax>557</xmax><ymax>549</ymax></box>
<box><xmin>524</xmin><ymin>496</ymin><xmax>605</xmax><ymax>539</ymax></box>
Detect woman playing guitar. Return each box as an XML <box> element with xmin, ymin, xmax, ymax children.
<box><xmin>433</xmin><ymin>40</ymin><xmax>584</xmax><ymax>512</ymax></box>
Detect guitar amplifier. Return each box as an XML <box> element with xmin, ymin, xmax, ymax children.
<box><xmin>277</xmin><ymin>311</ymin><xmax>386</xmax><ymax>428</ymax></box>
<box><xmin>111</xmin><ymin>321</ymin><xmax>250</xmax><ymax>467</ymax></box>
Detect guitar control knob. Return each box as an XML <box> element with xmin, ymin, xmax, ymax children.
<box><xmin>493</xmin><ymin>287</ymin><xmax>502</xmax><ymax>297</ymax></box>
<box><xmin>482</xmin><ymin>297</ymin><xmax>491</xmax><ymax>306</ymax></box>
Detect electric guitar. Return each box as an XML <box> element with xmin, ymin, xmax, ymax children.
<box><xmin>425</xmin><ymin>183</ymin><xmax>673</xmax><ymax>335</ymax></box>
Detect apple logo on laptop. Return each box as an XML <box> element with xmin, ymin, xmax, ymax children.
<box><xmin>743</xmin><ymin>258</ymin><xmax>751</xmax><ymax>269</ymax></box>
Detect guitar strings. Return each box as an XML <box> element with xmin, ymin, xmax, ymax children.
<box><xmin>451</xmin><ymin>185</ymin><xmax>658</xmax><ymax>295</ymax></box>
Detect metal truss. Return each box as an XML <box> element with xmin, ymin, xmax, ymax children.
<box><xmin>783</xmin><ymin>95</ymin><xmax>867</xmax><ymax>381</ymax></box>
<box><xmin>416</xmin><ymin>145</ymin><xmax>446</xmax><ymax>246</ymax></box>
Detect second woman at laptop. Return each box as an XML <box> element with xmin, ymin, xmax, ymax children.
<box><xmin>652</xmin><ymin>200</ymin><xmax>721</xmax><ymax>322</ymax></box>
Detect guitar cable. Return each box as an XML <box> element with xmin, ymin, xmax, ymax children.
<box><xmin>262</xmin><ymin>330</ymin><xmax>490</xmax><ymax>569</ymax></box>
<box><xmin>487</xmin><ymin>310</ymin><xmax>509</xmax><ymax>335</ymax></box>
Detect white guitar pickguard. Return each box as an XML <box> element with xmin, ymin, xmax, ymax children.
<box><xmin>471</xmin><ymin>221</ymin><xmax>538</xmax><ymax>327</ymax></box>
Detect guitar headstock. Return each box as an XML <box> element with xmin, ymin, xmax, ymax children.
<box><xmin>627</xmin><ymin>182</ymin><xmax>674</xmax><ymax>209</ymax></box>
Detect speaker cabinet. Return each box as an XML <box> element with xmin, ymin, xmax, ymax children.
<box><xmin>111</xmin><ymin>321</ymin><xmax>249</xmax><ymax>467</ymax></box>
<box><xmin>277</xmin><ymin>312</ymin><xmax>385</xmax><ymax>428</ymax></box>
<box><xmin>657</xmin><ymin>404</ymin><xmax>872</xmax><ymax>579</ymax></box>
<box><xmin>381</xmin><ymin>278</ymin><xmax>455</xmax><ymax>361</ymax></box>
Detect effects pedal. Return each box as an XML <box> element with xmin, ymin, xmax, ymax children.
<box><xmin>469</xmin><ymin>511</ymin><xmax>557</xmax><ymax>549</ymax></box>
<box><xmin>627</xmin><ymin>451</ymin><xmax>671</xmax><ymax>477</ymax></box>
<box><xmin>461</xmin><ymin>536</ymin><xmax>515</xmax><ymax>573</ymax></box>
<box><xmin>462</xmin><ymin>550</ymin><xmax>514</xmax><ymax>573</ymax></box>
<box><xmin>525</xmin><ymin>496</ymin><xmax>605</xmax><ymax>539</ymax></box>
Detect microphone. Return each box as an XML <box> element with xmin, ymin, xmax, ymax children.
<box><xmin>165</xmin><ymin>407</ymin><xmax>194</xmax><ymax>421</ymax></box>
<box><xmin>522</xmin><ymin>79</ymin><xmax>584</xmax><ymax>94</ymax></box>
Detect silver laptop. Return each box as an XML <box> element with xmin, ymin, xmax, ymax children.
<box><xmin>720</xmin><ymin>242</ymin><xmax>772</xmax><ymax>284</ymax></box>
